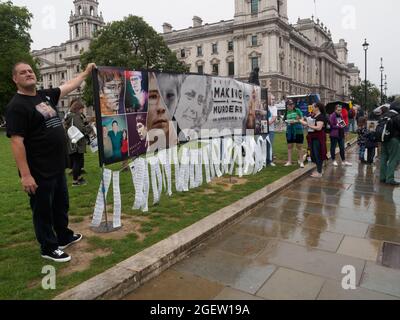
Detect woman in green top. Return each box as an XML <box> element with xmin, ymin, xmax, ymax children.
<box><xmin>284</xmin><ymin>99</ymin><xmax>305</xmax><ymax>168</ymax></box>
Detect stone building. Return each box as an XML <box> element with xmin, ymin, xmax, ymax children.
<box><xmin>162</xmin><ymin>0</ymin><xmax>359</xmax><ymax>104</ymax></box>
<box><xmin>32</xmin><ymin>0</ymin><xmax>104</xmax><ymax>113</ymax></box>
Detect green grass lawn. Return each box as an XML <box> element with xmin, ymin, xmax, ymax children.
<box><xmin>0</xmin><ymin>131</ymin><xmax>354</xmax><ymax>299</ymax></box>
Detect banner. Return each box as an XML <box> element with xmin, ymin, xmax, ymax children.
<box><xmin>93</xmin><ymin>67</ymin><xmax>265</xmax><ymax>166</ymax></box>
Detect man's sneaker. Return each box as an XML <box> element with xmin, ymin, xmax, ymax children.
<box><xmin>343</xmin><ymin>161</ymin><xmax>353</xmax><ymax>167</ymax></box>
<box><xmin>41</xmin><ymin>249</ymin><xmax>71</xmax><ymax>263</ymax></box>
<box><xmin>284</xmin><ymin>162</ymin><xmax>292</xmax><ymax>167</ymax></box>
<box><xmin>298</xmin><ymin>161</ymin><xmax>305</xmax><ymax>168</ymax></box>
<box><xmin>59</xmin><ymin>234</ymin><xmax>83</xmax><ymax>250</ymax></box>
<box><xmin>270</xmin><ymin>162</ymin><xmax>276</xmax><ymax>167</ymax></box>
<box><xmin>333</xmin><ymin>160</ymin><xmax>339</xmax><ymax>167</ymax></box>
<box><xmin>72</xmin><ymin>179</ymin><xmax>87</xmax><ymax>187</ymax></box>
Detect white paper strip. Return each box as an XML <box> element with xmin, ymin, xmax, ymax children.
<box><xmin>112</xmin><ymin>171</ymin><xmax>122</xmax><ymax>228</ymax></box>
<box><xmin>131</xmin><ymin>159</ymin><xmax>144</xmax><ymax>211</ymax></box>
<box><xmin>92</xmin><ymin>168</ymin><xmax>112</xmax><ymax>227</ymax></box>
<box><xmin>202</xmin><ymin>145</ymin><xmax>211</xmax><ymax>183</ymax></box>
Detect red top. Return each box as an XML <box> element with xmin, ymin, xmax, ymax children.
<box><xmin>341</xmin><ymin>108</ymin><xmax>349</xmax><ymax>126</ymax></box>
<box><xmin>121</xmin><ymin>139</ymin><xmax>128</xmax><ymax>154</ymax></box>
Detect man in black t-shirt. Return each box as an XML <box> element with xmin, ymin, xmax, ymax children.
<box><xmin>6</xmin><ymin>61</ymin><xmax>96</xmax><ymax>262</ymax></box>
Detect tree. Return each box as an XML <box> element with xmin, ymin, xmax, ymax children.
<box><xmin>349</xmin><ymin>81</ymin><xmax>381</xmax><ymax>112</ymax></box>
<box><xmin>80</xmin><ymin>15</ymin><xmax>188</xmax><ymax>107</ymax></box>
<box><xmin>0</xmin><ymin>1</ymin><xmax>37</xmax><ymax>117</ymax></box>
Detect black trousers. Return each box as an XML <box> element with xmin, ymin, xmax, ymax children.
<box><xmin>311</xmin><ymin>139</ymin><xmax>323</xmax><ymax>173</ymax></box>
<box><xmin>71</xmin><ymin>152</ymin><xmax>84</xmax><ymax>181</ymax></box>
<box><xmin>29</xmin><ymin>173</ymin><xmax>74</xmax><ymax>254</ymax></box>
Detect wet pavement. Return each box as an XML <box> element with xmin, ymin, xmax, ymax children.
<box><xmin>124</xmin><ymin>147</ymin><xmax>400</xmax><ymax>300</ymax></box>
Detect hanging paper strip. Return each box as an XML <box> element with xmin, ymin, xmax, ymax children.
<box><xmin>149</xmin><ymin>156</ymin><xmax>162</xmax><ymax>205</ymax></box>
<box><xmin>112</xmin><ymin>171</ymin><xmax>122</xmax><ymax>228</ymax></box>
<box><xmin>202</xmin><ymin>144</ymin><xmax>211</xmax><ymax>183</ymax></box>
<box><xmin>92</xmin><ymin>168</ymin><xmax>112</xmax><ymax>227</ymax></box>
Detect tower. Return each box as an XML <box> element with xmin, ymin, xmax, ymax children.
<box><xmin>234</xmin><ymin>0</ymin><xmax>288</xmax><ymax>23</ymax></box>
<box><xmin>68</xmin><ymin>0</ymin><xmax>104</xmax><ymax>41</ymax></box>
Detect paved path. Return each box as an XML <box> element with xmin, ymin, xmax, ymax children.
<box><xmin>124</xmin><ymin>147</ymin><xmax>400</xmax><ymax>300</ymax></box>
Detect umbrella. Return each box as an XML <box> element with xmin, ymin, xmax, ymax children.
<box><xmin>326</xmin><ymin>101</ymin><xmax>350</xmax><ymax>114</ymax></box>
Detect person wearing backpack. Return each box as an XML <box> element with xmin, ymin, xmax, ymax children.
<box><xmin>379</xmin><ymin>101</ymin><xmax>400</xmax><ymax>185</ymax></box>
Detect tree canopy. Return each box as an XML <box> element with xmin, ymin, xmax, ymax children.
<box><xmin>80</xmin><ymin>15</ymin><xmax>187</xmax><ymax>106</ymax></box>
<box><xmin>349</xmin><ymin>81</ymin><xmax>382</xmax><ymax>112</ymax></box>
<box><xmin>0</xmin><ymin>1</ymin><xmax>37</xmax><ymax>117</ymax></box>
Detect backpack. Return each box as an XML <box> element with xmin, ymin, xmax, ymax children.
<box><xmin>374</xmin><ymin>110</ymin><xmax>398</xmax><ymax>143</ymax></box>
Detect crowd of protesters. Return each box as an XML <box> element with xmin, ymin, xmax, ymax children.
<box><xmin>263</xmin><ymin>96</ymin><xmax>400</xmax><ymax>182</ymax></box>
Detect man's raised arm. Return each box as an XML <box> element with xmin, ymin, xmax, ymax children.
<box><xmin>59</xmin><ymin>63</ymin><xmax>96</xmax><ymax>99</ymax></box>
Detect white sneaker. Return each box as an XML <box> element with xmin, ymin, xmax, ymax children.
<box><xmin>270</xmin><ymin>162</ymin><xmax>276</xmax><ymax>167</ymax></box>
<box><xmin>299</xmin><ymin>161</ymin><xmax>305</xmax><ymax>168</ymax></box>
<box><xmin>343</xmin><ymin>161</ymin><xmax>353</xmax><ymax>167</ymax></box>
<box><xmin>284</xmin><ymin>162</ymin><xmax>292</xmax><ymax>167</ymax></box>
<box><xmin>333</xmin><ymin>161</ymin><xmax>339</xmax><ymax>167</ymax></box>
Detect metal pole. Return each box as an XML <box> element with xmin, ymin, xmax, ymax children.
<box><xmin>364</xmin><ymin>48</ymin><xmax>367</xmax><ymax>112</ymax></box>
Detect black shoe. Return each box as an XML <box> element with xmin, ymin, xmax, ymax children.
<box><xmin>41</xmin><ymin>249</ymin><xmax>71</xmax><ymax>263</ymax></box>
<box><xmin>59</xmin><ymin>234</ymin><xmax>83</xmax><ymax>250</ymax></box>
<box><xmin>72</xmin><ymin>179</ymin><xmax>87</xmax><ymax>187</ymax></box>
<box><xmin>81</xmin><ymin>169</ymin><xmax>87</xmax><ymax>174</ymax></box>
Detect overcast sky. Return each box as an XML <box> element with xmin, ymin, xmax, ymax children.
<box><xmin>10</xmin><ymin>0</ymin><xmax>399</xmax><ymax>95</ymax></box>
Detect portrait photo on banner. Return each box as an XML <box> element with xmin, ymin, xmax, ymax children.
<box><xmin>101</xmin><ymin>115</ymin><xmax>129</xmax><ymax>164</ymax></box>
<box><xmin>124</xmin><ymin>70</ymin><xmax>149</xmax><ymax>114</ymax></box>
<box><xmin>243</xmin><ymin>83</ymin><xmax>262</xmax><ymax>133</ymax></box>
<box><xmin>147</xmin><ymin>72</ymin><xmax>178</xmax><ymax>152</ymax></box>
<box><xmin>99</xmin><ymin>68</ymin><xmax>125</xmax><ymax>116</ymax></box>
<box><xmin>173</xmin><ymin>74</ymin><xmax>213</xmax><ymax>140</ymax></box>
<box><xmin>126</xmin><ymin>113</ymin><xmax>148</xmax><ymax>157</ymax></box>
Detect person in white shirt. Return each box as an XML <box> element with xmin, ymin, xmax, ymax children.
<box><xmin>267</xmin><ymin>94</ymin><xmax>278</xmax><ymax>166</ymax></box>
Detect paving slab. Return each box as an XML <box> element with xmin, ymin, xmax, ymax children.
<box><xmin>255</xmin><ymin>241</ymin><xmax>366</xmax><ymax>284</ymax></box>
<box><xmin>317</xmin><ymin>280</ymin><xmax>399</xmax><ymax>300</ymax></box>
<box><xmin>124</xmin><ymin>269</ymin><xmax>223</xmax><ymax>300</ymax></box>
<box><xmin>173</xmin><ymin>247</ymin><xmax>278</xmax><ymax>295</ymax></box>
<box><xmin>360</xmin><ymin>262</ymin><xmax>400</xmax><ymax>298</ymax></box>
<box><xmin>256</xmin><ymin>267</ymin><xmax>325</xmax><ymax>300</ymax></box>
<box><xmin>337</xmin><ymin>236</ymin><xmax>382</xmax><ymax>262</ymax></box>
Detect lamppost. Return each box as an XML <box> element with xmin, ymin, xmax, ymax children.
<box><xmin>384</xmin><ymin>74</ymin><xmax>388</xmax><ymax>103</ymax></box>
<box><xmin>380</xmin><ymin>57</ymin><xmax>384</xmax><ymax>105</ymax></box>
<box><xmin>362</xmin><ymin>39</ymin><xmax>369</xmax><ymax>111</ymax></box>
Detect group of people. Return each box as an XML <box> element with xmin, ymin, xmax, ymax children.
<box><xmin>262</xmin><ymin>98</ymin><xmax>354</xmax><ymax>179</ymax></box>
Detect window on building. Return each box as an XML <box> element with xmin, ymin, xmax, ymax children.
<box><xmin>90</xmin><ymin>6</ymin><xmax>94</xmax><ymax>16</ymax></box>
<box><xmin>212</xmin><ymin>64</ymin><xmax>219</xmax><ymax>75</ymax></box>
<box><xmin>49</xmin><ymin>74</ymin><xmax>52</xmax><ymax>81</ymax></box>
<box><xmin>180</xmin><ymin>49</ymin><xmax>186</xmax><ymax>58</ymax></box>
<box><xmin>228</xmin><ymin>41</ymin><xmax>234</xmax><ymax>51</ymax></box>
<box><xmin>212</xmin><ymin>43</ymin><xmax>218</xmax><ymax>54</ymax></box>
<box><xmin>251</xmin><ymin>0</ymin><xmax>259</xmax><ymax>15</ymax></box>
<box><xmin>76</xmin><ymin>65</ymin><xmax>80</xmax><ymax>73</ymax></box>
<box><xmin>78</xmin><ymin>6</ymin><xmax>82</xmax><ymax>15</ymax></box>
<box><xmin>279</xmin><ymin>37</ymin><xmax>283</xmax><ymax>48</ymax></box>
<box><xmin>251</xmin><ymin>57</ymin><xmax>259</xmax><ymax>71</ymax></box>
<box><xmin>75</xmin><ymin>25</ymin><xmax>79</xmax><ymax>37</ymax></box>
<box><xmin>59</xmin><ymin>54</ymin><xmax>63</xmax><ymax>60</ymax></box>
<box><xmin>228</xmin><ymin>61</ymin><xmax>235</xmax><ymax>76</ymax></box>
<box><xmin>252</xmin><ymin>35</ymin><xmax>258</xmax><ymax>46</ymax></box>
<box><xmin>197</xmin><ymin>46</ymin><xmax>203</xmax><ymax>56</ymax></box>
<box><xmin>61</xmin><ymin>72</ymin><xmax>65</xmax><ymax>80</ymax></box>
<box><xmin>198</xmin><ymin>65</ymin><xmax>204</xmax><ymax>74</ymax></box>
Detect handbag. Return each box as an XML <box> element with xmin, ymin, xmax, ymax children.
<box><xmin>67</xmin><ymin>118</ymin><xmax>84</xmax><ymax>144</ymax></box>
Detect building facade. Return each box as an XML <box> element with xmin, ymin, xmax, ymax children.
<box><xmin>162</xmin><ymin>0</ymin><xmax>359</xmax><ymax>104</ymax></box>
<box><xmin>32</xmin><ymin>0</ymin><xmax>360</xmax><ymax>109</ymax></box>
<box><xmin>32</xmin><ymin>0</ymin><xmax>104</xmax><ymax>112</ymax></box>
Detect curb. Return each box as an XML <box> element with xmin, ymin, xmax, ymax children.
<box><xmin>54</xmin><ymin>138</ymin><xmax>357</xmax><ymax>300</ymax></box>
